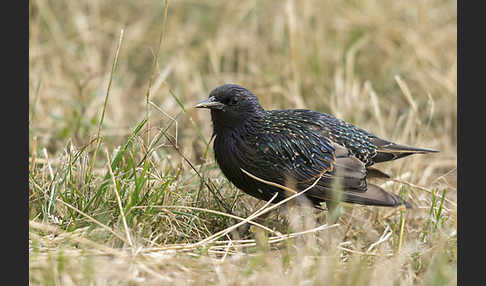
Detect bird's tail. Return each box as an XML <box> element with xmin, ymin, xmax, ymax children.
<box><xmin>340</xmin><ymin>183</ymin><xmax>412</xmax><ymax>208</ymax></box>
<box><xmin>371</xmin><ymin>137</ymin><xmax>438</xmax><ymax>164</ymax></box>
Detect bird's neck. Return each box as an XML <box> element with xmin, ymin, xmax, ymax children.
<box><xmin>212</xmin><ymin>112</ymin><xmax>264</xmax><ymax>162</ymax></box>
<box><xmin>211</xmin><ymin>111</ymin><xmax>264</xmax><ymax>135</ymax></box>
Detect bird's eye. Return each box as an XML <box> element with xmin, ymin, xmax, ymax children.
<box><xmin>228</xmin><ymin>97</ymin><xmax>239</xmax><ymax>105</ymax></box>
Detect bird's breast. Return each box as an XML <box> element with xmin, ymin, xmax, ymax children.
<box><xmin>213</xmin><ymin>129</ymin><xmax>283</xmax><ymax>201</ymax></box>
<box><xmin>213</xmin><ymin>130</ymin><xmax>247</xmax><ymax>185</ymax></box>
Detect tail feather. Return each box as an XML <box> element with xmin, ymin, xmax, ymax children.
<box><xmin>341</xmin><ymin>183</ymin><xmax>412</xmax><ymax>208</ymax></box>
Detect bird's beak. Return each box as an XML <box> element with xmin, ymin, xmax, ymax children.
<box><xmin>194</xmin><ymin>96</ymin><xmax>225</xmax><ymax>110</ymax></box>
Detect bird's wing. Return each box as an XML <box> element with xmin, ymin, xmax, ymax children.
<box><xmin>235</xmin><ymin>117</ymin><xmax>335</xmax><ymax>190</ymax></box>
<box><xmin>238</xmin><ymin>117</ymin><xmax>407</xmax><ymax>207</ymax></box>
<box><xmin>301</xmin><ymin>143</ymin><xmax>409</xmax><ymax>207</ymax></box>
<box><xmin>238</xmin><ymin>119</ymin><xmax>363</xmax><ymax>194</ymax></box>
<box><xmin>369</xmin><ymin>136</ymin><xmax>439</xmax><ymax>164</ymax></box>
<box><xmin>239</xmin><ymin>110</ymin><xmax>362</xmax><ymax>192</ymax></box>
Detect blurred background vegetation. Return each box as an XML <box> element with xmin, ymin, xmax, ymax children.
<box><xmin>29</xmin><ymin>0</ymin><xmax>456</xmax><ymax>285</ymax></box>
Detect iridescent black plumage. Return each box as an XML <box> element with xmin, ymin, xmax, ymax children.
<box><xmin>195</xmin><ymin>84</ymin><xmax>438</xmax><ymax>209</ymax></box>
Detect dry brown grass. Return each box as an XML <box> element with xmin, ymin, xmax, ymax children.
<box><xmin>29</xmin><ymin>0</ymin><xmax>456</xmax><ymax>285</ymax></box>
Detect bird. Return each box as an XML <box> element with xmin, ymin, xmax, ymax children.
<box><xmin>194</xmin><ymin>83</ymin><xmax>437</xmax><ymax>211</ymax></box>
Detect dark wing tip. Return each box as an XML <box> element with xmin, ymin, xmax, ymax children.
<box><xmin>366</xmin><ymin>167</ymin><xmax>391</xmax><ymax>179</ymax></box>
<box><xmin>371</xmin><ymin>137</ymin><xmax>438</xmax><ymax>153</ymax></box>
<box><xmin>343</xmin><ymin>183</ymin><xmax>413</xmax><ymax>208</ymax></box>
<box><xmin>386</xmin><ymin>188</ymin><xmax>413</xmax><ymax>209</ymax></box>
<box><xmin>409</xmin><ymin>147</ymin><xmax>439</xmax><ymax>154</ymax></box>
<box><xmin>403</xmin><ymin>200</ymin><xmax>414</xmax><ymax>209</ymax></box>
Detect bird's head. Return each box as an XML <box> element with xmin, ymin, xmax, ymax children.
<box><xmin>194</xmin><ymin>84</ymin><xmax>264</xmax><ymax>129</ymax></box>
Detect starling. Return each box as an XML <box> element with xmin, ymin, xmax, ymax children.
<box><xmin>194</xmin><ymin>84</ymin><xmax>437</xmax><ymax>210</ymax></box>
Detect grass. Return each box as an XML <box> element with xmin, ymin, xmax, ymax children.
<box><xmin>29</xmin><ymin>0</ymin><xmax>457</xmax><ymax>285</ymax></box>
